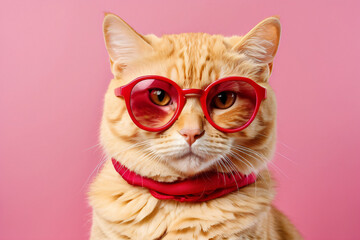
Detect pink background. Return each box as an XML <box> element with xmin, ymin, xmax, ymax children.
<box><xmin>1</xmin><ymin>0</ymin><xmax>359</xmax><ymax>239</ymax></box>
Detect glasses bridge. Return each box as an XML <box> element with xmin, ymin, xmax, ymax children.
<box><xmin>182</xmin><ymin>89</ymin><xmax>204</xmax><ymax>97</ymax></box>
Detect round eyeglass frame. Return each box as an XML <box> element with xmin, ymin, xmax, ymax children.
<box><xmin>114</xmin><ymin>75</ymin><xmax>267</xmax><ymax>133</ymax></box>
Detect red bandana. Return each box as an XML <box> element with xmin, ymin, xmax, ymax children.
<box><xmin>112</xmin><ymin>158</ymin><xmax>256</xmax><ymax>202</ymax></box>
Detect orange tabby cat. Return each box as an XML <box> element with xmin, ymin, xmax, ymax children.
<box><xmin>89</xmin><ymin>13</ymin><xmax>302</xmax><ymax>239</ymax></box>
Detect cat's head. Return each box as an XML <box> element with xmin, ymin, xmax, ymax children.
<box><xmin>100</xmin><ymin>13</ymin><xmax>280</xmax><ymax>180</ymax></box>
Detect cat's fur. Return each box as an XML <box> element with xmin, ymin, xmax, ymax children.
<box><xmin>89</xmin><ymin>13</ymin><xmax>302</xmax><ymax>239</ymax></box>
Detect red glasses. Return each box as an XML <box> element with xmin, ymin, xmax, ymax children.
<box><xmin>114</xmin><ymin>75</ymin><xmax>266</xmax><ymax>133</ymax></box>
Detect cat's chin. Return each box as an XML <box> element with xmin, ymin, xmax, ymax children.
<box><xmin>169</xmin><ymin>152</ymin><xmax>216</xmax><ymax>177</ymax></box>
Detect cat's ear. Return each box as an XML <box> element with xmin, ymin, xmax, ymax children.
<box><xmin>103</xmin><ymin>13</ymin><xmax>153</xmax><ymax>72</ymax></box>
<box><xmin>232</xmin><ymin>16</ymin><xmax>281</xmax><ymax>65</ymax></box>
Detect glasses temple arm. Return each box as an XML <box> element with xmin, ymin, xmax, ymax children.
<box><xmin>114</xmin><ymin>88</ymin><xmax>123</xmax><ymax>97</ymax></box>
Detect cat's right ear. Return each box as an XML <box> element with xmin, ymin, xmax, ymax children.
<box><xmin>231</xmin><ymin>17</ymin><xmax>281</xmax><ymax>72</ymax></box>
<box><xmin>103</xmin><ymin>13</ymin><xmax>153</xmax><ymax>73</ymax></box>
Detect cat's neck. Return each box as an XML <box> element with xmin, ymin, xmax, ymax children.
<box><xmin>89</xmin><ymin>159</ymin><xmax>276</xmax><ymax>239</ymax></box>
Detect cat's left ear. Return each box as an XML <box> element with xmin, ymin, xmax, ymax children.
<box><xmin>232</xmin><ymin>16</ymin><xmax>281</xmax><ymax>68</ymax></box>
<box><xmin>103</xmin><ymin>13</ymin><xmax>153</xmax><ymax>74</ymax></box>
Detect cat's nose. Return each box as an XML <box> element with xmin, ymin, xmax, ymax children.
<box><xmin>179</xmin><ymin>128</ymin><xmax>205</xmax><ymax>146</ymax></box>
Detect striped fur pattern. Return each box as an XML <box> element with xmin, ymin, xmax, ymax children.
<box><xmin>89</xmin><ymin>13</ymin><xmax>302</xmax><ymax>239</ymax></box>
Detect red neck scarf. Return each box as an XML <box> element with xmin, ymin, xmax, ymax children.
<box><xmin>112</xmin><ymin>158</ymin><xmax>256</xmax><ymax>202</ymax></box>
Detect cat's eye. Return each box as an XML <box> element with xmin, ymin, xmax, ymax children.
<box><xmin>149</xmin><ymin>89</ymin><xmax>171</xmax><ymax>106</ymax></box>
<box><xmin>212</xmin><ymin>91</ymin><xmax>236</xmax><ymax>109</ymax></box>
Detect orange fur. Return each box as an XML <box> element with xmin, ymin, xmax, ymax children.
<box><xmin>89</xmin><ymin>13</ymin><xmax>302</xmax><ymax>239</ymax></box>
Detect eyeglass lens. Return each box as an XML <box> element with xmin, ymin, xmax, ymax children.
<box><xmin>130</xmin><ymin>79</ymin><xmax>179</xmax><ymax>128</ymax></box>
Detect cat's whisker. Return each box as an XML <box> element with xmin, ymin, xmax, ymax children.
<box><xmin>267</xmin><ymin>161</ymin><xmax>289</xmax><ymax>179</ymax></box>
<box><xmin>255</xmin><ymin>134</ymin><xmax>297</xmax><ymax>165</ymax></box>
<box><xmin>214</xmin><ymin>160</ymin><xmax>225</xmax><ymax>180</ymax></box>
<box><xmin>83</xmin><ymin>142</ymin><xmax>102</xmax><ymax>152</ymax></box>
<box><xmin>232</xmin><ymin>145</ymin><xmax>288</xmax><ymax>179</ymax></box>
<box><xmin>233</xmin><ymin>145</ymin><xmax>267</xmax><ymax>161</ymax></box>
<box><xmin>122</xmin><ymin>147</ymin><xmax>164</xmax><ymax>177</ymax></box>
<box><xmin>217</xmin><ymin>157</ymin><xmax>231</xmax><ymax>183</ymax></box>
<box><xmin>226</xmin><ymin>155</ymin><xmax>258</xmax><ymax>196</ymax></box>
<box><xmin>80</xmin><ymin>151</ymin><xmax>109</xmax><ymax>193</ymax></box>
<box><xmin>257</xmin><ymin>133</ymin><xmax>295</xmax><ymax>151</ymax></box>
<box><xmin>261</xmin><ymin>145</ymin><xmax>298</xmax><ymax>166</ymax></box>
<box><xmin>229</xmin><ymin>148</ymin><xmax>269</xmax><ymax>191</ymax></box>
<box><xmin>231</xmin><ymin>146</ymin><xmax>271</xmax><ymax>174</ymax></box>
<box><xmin>229</xmin><ymin>151</ymin><xmax>261</xmax><ymax>192</ymax></box>
<box><xmin>85</xmin><ymin>139</ymin><xmax>155</xmax><ymax>182</ymax></box>
<box><xmin>222</xmin><ymin>156</ymin><xmax>241</xmax><ymax>190</ymax></box>
<box><xmin>233</xmin><ymin>145</ymin><xmax>277</xmax><ymax>173</ymax></box>
<box><xmin>228</xmin><ymin>151</ymin><xmax>256</xmax><ymax>173</ymax></box>
<box><xmin>274</xmin><ymin>151</ymin><xmax>297</xmax><ymax>165</ymax></box>
<box><xmin>197</xmin><ymin>146</ymin><xmax>226</xmax><ymax>181</ymax></box>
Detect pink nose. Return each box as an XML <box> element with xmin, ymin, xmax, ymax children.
<box><xmin>179</xmin><ymin>128</ymin><xmax>205</xmax><ymax>146</ymax></box>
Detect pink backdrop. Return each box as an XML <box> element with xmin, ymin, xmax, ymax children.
<box><xmin>1</xmin><ymin>0</ymin><xmax>359</xmax><ymax>239</ymax></box>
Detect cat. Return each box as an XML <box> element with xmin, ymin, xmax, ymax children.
<box><xmin>88</xmin><ymin>13</ymin><xmax>302</xmax><ymax>239</ymax></box>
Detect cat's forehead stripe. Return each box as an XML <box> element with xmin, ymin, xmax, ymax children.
<box><xmin>162</xmin><ymin>33</ymin><xmax>221</xmax><ymax>89</ymax></box>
